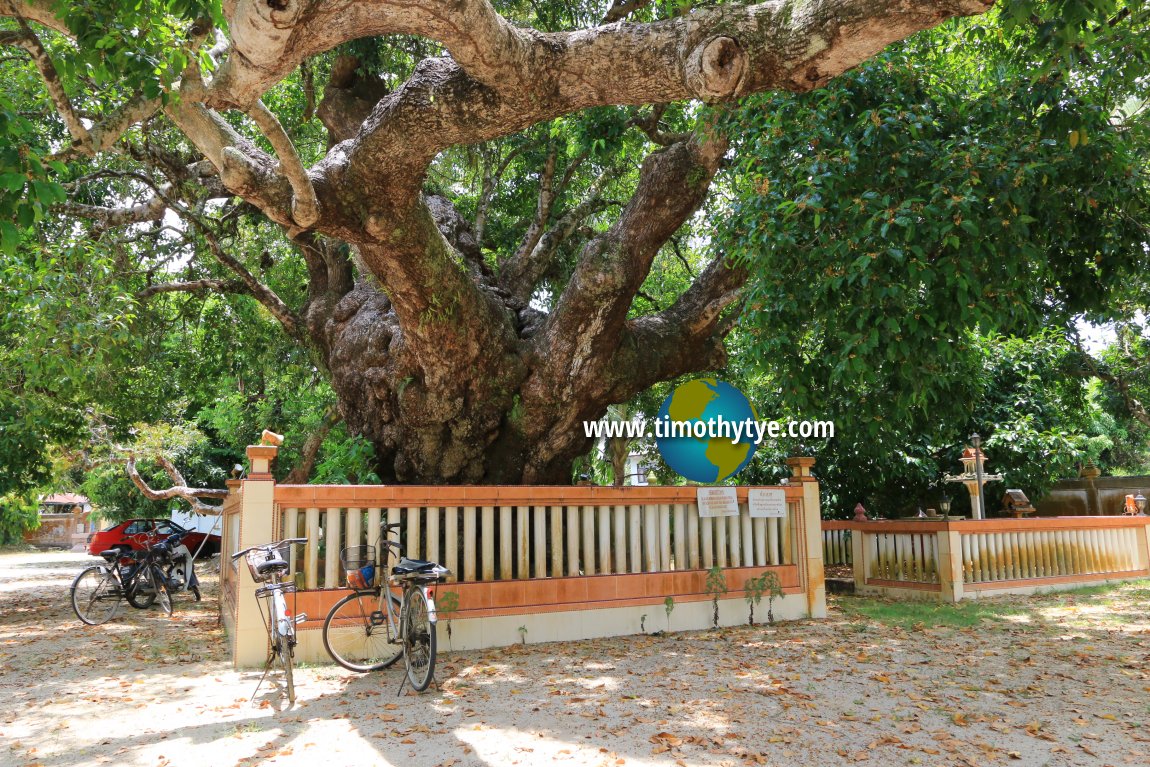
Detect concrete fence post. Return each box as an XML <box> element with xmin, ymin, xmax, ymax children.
<box><xmin>936</xmin><ymin>527</ymin><xmax>964</xmax><ymax>603</ymax></box>
<box><xmin>851</xmin><ymin>526</ymin><xmax>866</xmax><ymax>592</ymax></box>
<box><xmin>232</xmin><ymin>443</ymin><xmax>280</xmax><ymax>668</ymax></box>
<box><xmin>786</xmin><ymin>457</ymin><xmax>827</xmax><ymax>619</ymax></box>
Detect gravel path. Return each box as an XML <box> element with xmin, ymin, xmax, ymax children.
<box><xmin>1</xmin><ymin>549</ymin><xmax>1147</xmax><ymax>767</ymax></box>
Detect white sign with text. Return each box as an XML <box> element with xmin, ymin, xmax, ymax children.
<box><xmin>748</xmin><ymin>488</ymin><xmax>787</xmax><ymax>518</ymax></box>
<box><xmin>697</xmin><ymin>487</ymin><xmax>740</xmax><ymax>518</ymax></box>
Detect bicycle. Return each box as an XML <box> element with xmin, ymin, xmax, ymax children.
<box><xmin>231</xmin><ymin>537</ymin><xmax>308</xmax><ymax>704</ymax></box>
<box><xmin>121</xmin><ymin>532</ymin><xmax>198</xmax><ymax>616</ymax></box>
<box><xmin>322</xmin><ymin>522</ymin><xmax>449</xmax><ymax>692</ymax></box>
<box><xmin>71</xmin><ymin>541</ymin><xmax>171</xmax><ymax>624</ymax></box>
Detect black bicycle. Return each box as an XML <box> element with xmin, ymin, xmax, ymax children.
<box><xmin>321</xmin><ymin>522</ymin><xmax>449</xmax><ymax>692</ymax></box>
<box><xmin>71</xmin><ymin>537</ymin><xmax>173</xmax><ymax>624</ymax></box>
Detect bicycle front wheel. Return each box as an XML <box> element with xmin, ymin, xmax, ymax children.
<box><xmin>152</xmin><ymin>567</ymin><xmax>173</xmax><ymax>616</ymax></box>
<box><xmin>322</xmin><ymin>591</ymin><xmax>403</xmax><ymax>672</ymax></box>
<box><xmin>278</xmin><ymin>633</ymin><xmax>295</xmax><ymax>703</ymax></box>
<box><xmin>403</xmin><ymin>587</ymin><xmax>437</xmax><ymax>692</ymax></box>
<box><xmin>71</xmin><ymin>566</ymin><xmax>120</xmax><ymax>625</ymax></box>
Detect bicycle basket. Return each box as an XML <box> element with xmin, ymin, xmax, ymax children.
<box><xmin>340</xmin><ymin>545</ymin><xmax>376</xmax><ymax>590</ymax></box>
<box><xmin>245</xmin><ymin>543</ymin><xmax>292</xmax><ymax>584</ymax></box>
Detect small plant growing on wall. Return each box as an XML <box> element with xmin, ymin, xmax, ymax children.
<box><xmin>640</xmin><ymin>614</ymin><xmax>647</xmax><ymax>634</ymax></box>
<box><xmin>748</xmin><ymin>571</ymin><xmax>784</xmax><ymax>624</ymax></box>
<box><xmin>518</xmin><ymin>624</ymin><xmax>528</xmax><ymax>645</ymax></box>
<box><xmin>664</xmin><ymin>596</ymin><xmax>675</xmax><ymax>630</ymax></box>
<box><xmin>437</xmin><ymin>590</ymin><xmax>460</xmax><ymax>650</ymax></box>
<box><xmin>705</xmin><ymin>566</ymin><xmax>727</xmax><ymax>628</ymax></box>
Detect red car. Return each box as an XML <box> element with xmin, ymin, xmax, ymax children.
<box><xmin>87</xmin><ymin>519</ymin><xmax>221</xmax><ymax>558</ymax></box>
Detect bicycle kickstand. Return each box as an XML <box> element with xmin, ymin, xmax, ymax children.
<box><xmin>249</xmin><ymin>650</ymin><xmax>276</xmax><ymax>703</ymax></box>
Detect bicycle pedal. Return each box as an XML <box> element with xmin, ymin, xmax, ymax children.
<box><xmin>294</xmin><ymin>613</ymin><xmax>308</xmax><ymax>624</ymax></box>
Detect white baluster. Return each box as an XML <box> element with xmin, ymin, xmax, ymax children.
<box><xmin>444</xmin><ymin>506</ymin><xmax>458</xmax><ymax>583</ymax></box>
<box><xmin>517</xmin><ymin>505</ymin><xmax>530</xmax><ymax>579</ymax></box>
<box><xmin>305</xmin><ymin>507</ymin><xmax>320</xmax><ymax>590</ymax></box>
<box><xmin>673</xmin><ymin>504</ymin><xmax>687</xmax><ymax>571</ymax></box>
<box><xmin>482</xmin><ymin>505</ymin><xmax>496</xmax><ymax>581</ymax></box>
<box><xmin>598</xmin><ymin>505</ymin><xmax>612</xmax><ymax>575</ymax></box>
<box><xmin>500</xmin><ymin>505</ymin><xmax>513</xmax><ymax>580</ymax></box>
<box><xmin>464</xmin><ymin>506</ymin><xmax>477</xmax><ymax>582</ymax></box>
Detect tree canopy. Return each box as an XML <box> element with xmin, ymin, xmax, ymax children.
<box><xmin>0</xmin><ymin>0</ymin><xmax>1148</xmax><ymax>531</ymax></box>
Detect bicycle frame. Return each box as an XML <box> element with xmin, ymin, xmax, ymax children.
<box><xmin>232</xmin><ymin>537</ymin><xmax>307</xmax><ymax>704</ymax></box>
<box><xmin>371</xmin><ymin>525</ymin><xmax>441</xmax><ymax>643</ymax></box>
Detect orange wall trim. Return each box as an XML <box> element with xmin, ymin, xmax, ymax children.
<box><xmin>289</xmin><ymin>565</ymin><xmax>800</xmax><ymax>629</ymax></box>
<box><xmin>965</xmin><ymin>569</ymin><xmax>1150</xmax><ymax>591</ymax></box>
<box><xmin>274</xmin><ymin>484</ymin><xmax>803</xmax><ymax>507</ymax></box>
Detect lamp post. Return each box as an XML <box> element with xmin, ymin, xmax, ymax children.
<box><xmin>940</xmin><ymin>495</ymin><xmax>952</xmax><ymax>520</ymax></box>
<box><xmin>971</xmin><ymin>432</ymin><xmax>986</xmax><ymax>520</ymax></box>
<box><xmin>1136</xmin><ymin>493</ymin><xmax>1147</xmax><ymax>516</ymax></box>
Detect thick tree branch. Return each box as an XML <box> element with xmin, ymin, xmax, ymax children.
<box><xmin>86</xmin><ymin>95</ymin><xmax>162</xmax><ymax>154</ymax></box>
<box><xmin>517</xmin><ymin>134</ymin><xmax>727</xmax><ymax>479</ymax></box>
<box><xmin>332</xmin><ymin>0</ymin><xmax>994</xmax><ymax>211</ymax></box>
<box><xmin>246</xmin><ymin>100</ymin><xmax>319</xmax><ymax>228</ymax></box>
<box><xmin>0</xmin><ymin>20</ymin><xmax>90</xmax><ymax>150</ymax></box>
<box><xmin>126</xmin><ymin>454</ymin><xmax>227</xmax><ymax>514</ymax></box>
<box><xmin>207</xmin><ymin>0</ymin><xmax>531</xmax><ymax>108</ymax></box>
<box><xmin>508</xmin><ymin>146</ymin><xmax>559</xmax><ymax>270</ymax></box>
<box><xmin>603</xmin><ymin>0</ymin><xmax>655</xmax><ymax>23</ymax></box>
<box><xmin>57</xmin><ymin>196</ymin><xmax>166</xmax><ymax>228</ymax></box>
<box><xmin>165</xmin><ymin>100</ymin><xmax>296</xmax><ymax>229</ymax></box>
<box><xmin>136</xmin><ymin>278</ymin><xmax>248</xmax><ymax>300</ymax></box>
<box><xmin>500</xmin><ymin>173</ymin><xmax>613</xmax><ymax>304</ymax></box>
<box><xmin>623</xmin><ymin>253</ymin><xmax>749</xmax><ymax>385</ymax></box>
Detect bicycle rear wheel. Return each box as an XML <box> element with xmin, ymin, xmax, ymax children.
<box><xmin>124</xmin><ymin>566</ymin><xmax>156</xmax><ymax>609</ymax></box>
<box><xmin>403</xmin><ymin>587</ymin><xmax>436</xmax><ymax>692</ymax></box>
<box><xmin>71</xmin><ymin>566</ymin><xmax>120</xmax><ymax>625</ymax></box>
<box><xmin>322</xmin><ymin>591</ymin><xmax>403</xmax><ymax>672</ymax></box>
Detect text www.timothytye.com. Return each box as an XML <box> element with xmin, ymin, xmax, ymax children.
<box><xmin>583</xmin><ymin>415</ymin><xmax>835</xmax><ymax>444</ymax></box>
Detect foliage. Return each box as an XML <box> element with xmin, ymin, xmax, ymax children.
<box><xmin>80</xmin><ymin>421</ymin><xmax>224</xmax><ymax>523</ymax></box>
<box><xmin>663</xmin><ymin>595</ymin><xmax>675</xmax><ymax>630</ymax></box>
<box><xmin>744</xmin><ymin>570</ymin><xmax>784</xmax><ymax>625</ymax></box>
<box><xmin>723</xmin><ymin>6</ymin><xmax>1149</xmax><ymax>445</ymax></box>
<box><xmin>704</xmin><ymin>565</ymin><xmax>727</xmax><ymax>628</ymax></box>
<box><xmin>437</xmin><ymin>590</ymin><xmax>460</xmax><ymax>648</ymax></box>
<box><xmin>0</xmin><ymin>491</ymin><xmax>39</xmax><ymax>544</ymax></box>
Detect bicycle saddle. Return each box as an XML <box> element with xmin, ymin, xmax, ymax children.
<box><xmin>99</xmin><ymin>549</ymin><xmax>120</xmax><ymax>561</ymax></box>
<box><xmin>392</xmin><ymin>558</ymin><xmax>437</xmax><ymax>574</ymax></box>
<box><xmin>255</xmin><ymin>557</ymin><xmax>289</xmax><ymax>575</ymax></box>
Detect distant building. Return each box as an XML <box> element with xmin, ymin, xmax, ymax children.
<box><xmin>26</xmin><ymin>494</ymin><xmax>95</xmax><ymax>549</ymax></box>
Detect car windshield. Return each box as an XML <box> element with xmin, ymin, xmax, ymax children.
<box><xmin>156</xmin><ymin>520</ymin><xmax>188</xmax><ymax>535</ymax></box>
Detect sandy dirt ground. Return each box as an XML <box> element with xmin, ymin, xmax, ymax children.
<box><xmin>1</xmin><ymin>549</ymin><xmax>1148</xmax><ymax>767</ymax></box>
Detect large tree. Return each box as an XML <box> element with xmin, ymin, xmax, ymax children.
<box><xmin>0</xmin><ymin>0</ymin><xmax>1002</xmax><ymax>484</ymax></box>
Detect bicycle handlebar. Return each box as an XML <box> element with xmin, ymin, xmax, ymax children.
<box><xmin>230</xmin><ymin>537</ymin><xmax>308</xmax><ymax>561</ymax></box>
